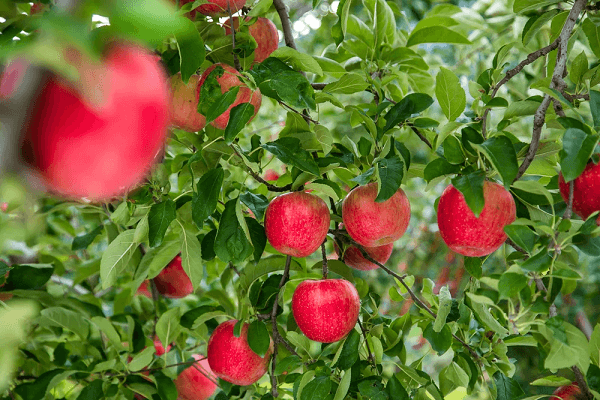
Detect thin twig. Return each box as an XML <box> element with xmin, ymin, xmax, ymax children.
<box><xmin>407</xmin><ymin>124</ymin><xmax>433</xmax><ymax>149</ymax></box>
<box><xmin>226</xmin><ymin>5</ymin><xmax>242</xmax><ymax>72</ymax></box>
<box><xmin>278</xmin><ymin>101</ymin><xmax>320</xmax><ymax>124</ymax></box>
<box><xmin>514</xmin><ymin>95</ymin><xmax>552</xmax><ymax>181</ymax></box>
<box><xmin>357</xmin><ymin>319</ymin><xmax>376</xmax><ymax>367</ymax></box>
<box><xmin>230</xmin><ymin>145</ymin><xmax>293</xmax><ymax>192</ymax></box>
<box><xmin>320</xmin><ymin>242</ymin><xmax>328</xmax><ymax>279</ymax></box>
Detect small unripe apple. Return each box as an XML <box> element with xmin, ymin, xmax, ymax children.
<box><xmin>153</xmin><ymin>255</ymin><xmax>194</xmax><ymax>299</ymax></box>
<box><xmin>559</xmin><ymin>162</ymin><xmax>600</xmax><ymax>224</ymax></box>
<box><xmin>437</xmin><ymin>181</ymin><xmax>516</xmax><ymax>257</ymax></box>
<box><xmin>12</xmin><ymin>43</ymin><xmax>170</xmax><ymax>201</ymax></box>
<box><xmin>197</xmin><ymin>63</ymin><xmax>262</xmax><ymax>130</ymax></box>
<box><xmin>264</xmin><ymin>191</ymin><xmax>331</xmax><ymax>257</ymax></box>
<box><xmin>551</xmin><ymin>383</ymin><xmax>582</xmax><ymax>400</ymax></box>
<box><xmin>207</xmin><ymin>320</ymin><xmax>273</xmax><ymax>386</ymax></box>
<box><xmin>223</xmin><ymin>17</ymin><xmax>279</xmax><ymax>64</ymax></box>
<box><xmin>292</xmin><ymin>279</ymin><xmax>360</xmax><ymax>343</ymax></box>
<box><xmin>175</xmin><ymin>354</ymin><xmax>218</xmax><ymax>400</ymax></box>
<box><xmin>334</xmin><ymin>224</ymin><xmax>393</xmax><ymax>271</ymax></box>
<box><xmin>342</xmin><ymin>182</ymin><xmax>411</xmax><ymax>247</ymax></box>
<box><xmin>170</xmin><ymin>73</ymin><xmax>206</xmax><ymax>132</ymax></box>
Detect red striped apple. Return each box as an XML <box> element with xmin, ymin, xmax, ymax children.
<box><xmin>551</xmin><ymin>383</ymin><xmax>582</xmax><ymax>400</ymax></box>
<box><xmin>437</xmin><ymin>181</ymin><xmax>516</xmax><ymax>257</ymax></box>
<box><xmin>207</xmin><ymin>320</ymin><xmax>273</xmax><ymax>386</ymax></box>
<box><xmin>559</xmin><ymin>162</ymin><xmax>600</xmax><ymax>224</ymax></box>
<box><xmin>223</xmin><ymin>17</ymin><xmax>279</xmax><ymax>64</ymax></box>
<box><xmin>175</xmin><ymin>354</ymin><xmax>218</xmax><ymax>400</ymax></box>
<box><xmin>292</xmin><ymin>279</ymin><xmax>360</xmax><ymax>343</ymax></box>
<box><xmin>264</xmin><ymin>191</ymin><xmax>330</xmax><ymax>257</ymax></box>
<box><xmin>12</xmin><ymin>43</ymin><xmax>170</xmax><ymax>201</ymax></box>
<box><xmin>197</xmin><ymin>63</ymin><xmax>262</xmax><ymax>130</ymax></box>
<box><xmin>170</xmin><ymin>73</ymin><xmax>206</xmax><ymax>132</ymax></box>
<box><xmin>342</xmin><ymin>182</ymin><xmax>411</xmax><ymax>247</ymax></box>
<box><xmin>334</xmin><ymin>224</ymin><xmax>393</xmax><ymax>271</ymax></box>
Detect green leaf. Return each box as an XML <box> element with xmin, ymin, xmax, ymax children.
<box><xmin>180</xmin><ymin>228</ymin><xmax>203</xmax><ymax>290</ymax></box>
<box><xmin>590</xmin><ymin>90</ymin><xmax>600</xmax><ymax>128</ymax></box>
<box><xmin>591</xmin><ymin>324</ymin><xmax>600</xmax><ymax>366</ymax></box>
<box><xmin>472</xmin><ymin>135</ymin><xmax>519</xmax><ymax>187</ymax></box>
<box><xmin>262</xmin><ymin>137</ymin><xmax>321</xmax><ymax>176</ymax></box>
<box><xmin>270</xmin><ymin>47</ymin><xmax>323</xmax><ymax>75</ymax></box>
<box><xmin>376</xmin><ymin>149</ymin><xmax>404</xmax><ymax>203</ymax></box>
<box><xmin>520</xmin><ymin>249</ymin><xmax>552</xmax><ymax>273</ymax></box>
<box><xmin>336</xmin><ymin>329</ymin><xmax>360</xmax><ymax>370</ymax></box>
<box><xmin>433</xmin><ymin>286</ymin><xmax>452</xmax><ymax>332</ymax></box>
<box><xmin>72</xmin><ymin>225</ymin><xmax>104</xmax><ymax>251</ymax></box>
<box><xmin>570</xmin><ymin>51</ymin><xmax>588</xmax><ymax>85</ymax></box>
<box><xmin>357</xmin><ymin>379</ymin><xmax>388</xmax><ymax>400</ymax></box>
<box><xmin>466</xmin><ymin>294</ymin><xmax>509</xmax><ymax>337</ymax></box>
<box><xmin>324</xmin><ymin>73</ymin><xmax>369</xmax><ymax>94</ymax></box>
<box><xmin>583</xmin><ymin>19</ymin><xmax>600</xmax><ymax>59</ymax></box>
<box><xmin>423</xmin><ymin>322</ymin><xmax>452</xmax><ymax>355</ymax></box>
<box><xmin>522</xmin><ymin>10</ymin><xmax>560</xmax><ymax>45</ymax></box>
<box><xmin>156</xmin><ymin>308</ymin><xmax>181</xmax><ymax>353</ymax></box>
<box><xmin>91</xmin><ymin>317</ymin><xmax>125</xmax><ymax>351</ymax></box>
<box><xmin>331</xmin><ymin>0</ymin><xmax>351</xmax><ymax>45</ymax></box>
<box><xmin>513</xmin><ymin>0</ymin><xmax>561</xmax><ymax>13</ymax></box>
<box><xmin>503</xmin><ymin>99</ymin><xmax>543</xmax><ymax>119</ymax></box>
<box><xmin>176</xmin><ymin>18</ymin><xmax>205</xmax><ymax>83</ymax></box>
<box><xmin>40</xmin><ymin>307</ymin><xmax>90</xmax><ymax>340</ymax></box>
<box><xmin>383</xmin><ymin>93</ymin><xmax>434</xmax><ymax>133</ymax></box>
<box><xmin>439</xmin><ymin>362</ymin><xmax>469</xmax><ymax>395</ymax></box>
<box><xmin>214</xmin><ymin>198</ymin><xmax>253</xmax><ymax>264</ymax></box>
<box><xmin>240</xmin><ymin>192</ymin><xmax>269</xmax><ymax>221</ymax></box>
<box><xmin>301</xmin><ymin>376</ymin><xmax>332</xmax><ymax>400</ymax></box>
<box><xmin>464</xmin><ymin>257</ymin><xmax>483</xmax><ymax>279</ymax></box>
<box><xmin>138</xmin><ymin>233</ymin><xmax>181</xmax><ymax>280</ymax></box>
<box><xmin>76</xmin><ymin>379</ymin><xmax>103</xmax><ymax>400</ymax></box>
<box><xmin>246</xmin><ymin>217</ymin><xmax>267</xmax><ymax>263</ymax></box>
<box><xmin>386</xmin><ymin>375</ymin><xmax>409</xmax><ymax>400</ymax></box>
<box><xmin>128</xmin><ymin>346</ymin><xmax>155</xmax><ymax>372</ymax></box>
<box><xmin>442</xmin><ymin>135</ymin><xmax>465</xmax><ymax>165</ymax></box>
<box><xmin>559</xmin><ymin>128</ymin><xmax>599</xmax><ymax>182</ymax></box>
<box><xmin>204</xmin><ymin>86</ymin><xmax>240</xmax><ymax>124</ymax></box>
<box><xmin>148</xmin><ymin>200</ymin><xmax>176</xmax><ymax>248</ymax></box>
<box><xmin>334</xmin><ymin>370</ymin><xmax>353</xmax><ymax>400</ymax></box>
<box><xmin>192</xmin><ymin>168</ymin><xmax>224</xmax><ymax>229</ymax></box>
<box><xmin>4</xmin><ymin>263</ymin><xmax>54</xmax><ymax>290</ymax></box>
<box><xmin>423</xmin><ymin>158</ymin><xmax>461</xmax><ymax>182</ymax></box>
<box><xmin>224</xmin><ymin>103</ymin><xmax>255</xmax><ymax>143</ymax></box>
<box><xmin>153</xmin><ymin>371</ymin><xmax>178</xmax><ymax>400</ymax></box>
<box><xmin>435</xmin><ymin>67</ymin><xmax>466</xmax><ymax>121</ymax></box>
<box><xmin>100</xmin><ymin>230</ymin><xmax>138</xmax><ymax>289</ymax></box>
<box><xmin>238</xmin><ymin>256</ymin><xmax>302</xmax><ymax>292</ymax></box>
<box><xmin>494</xmin><ymin>372</ymin><xmax>525</xmax><ymax>400</ymax></box>
<box><xmin>451</xmin><ymin>171</ymin><xmax>486</xmax><ymax>217</ymax></box>
<box><xmin>407</xmin><ymin>26</ymin><xmax>471</xmax><ymax>47</ymax></box>
<box><xmin>504</xmin><ymin>224</ymin><xmax>536</xmax><ymax>253</ymax></box>
<box><xmin>542</xmin><ymin>321</ymin><xmax>590</xmax><ymax>373</ymax></box>
<box><xmin>498</xmin><ymin>272</ymin><xmax>528</xmax><ymax>299</ymax></box>
<box><xmin>247</xmin><ymin>320</ymin><xmax>271</xmax><ymax>357</ymax></box>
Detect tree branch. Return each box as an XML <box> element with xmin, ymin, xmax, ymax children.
<box><xmin>226</xmin><ymin>4</ymin><xmax>242</xmax><ymax>72</ymax></box>
<box><xmin>514</xmin><ymin>95</ymin><xmax>552</xmax><ymax>181</ymax></box>
<box><xmin>273</xmin><ymin>0</ymin><xmax>297</xmax><ymax>50</ymax></box>
<box><xmin>407</xmin><ymin>123</ymin><xmax>433</xmax><ymax>149</ymax></box>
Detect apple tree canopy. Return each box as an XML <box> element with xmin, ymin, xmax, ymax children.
<box><xmin>2</xmin><ymin>0</ymin><xmax>600</xmax><ymax>399</ymax></box>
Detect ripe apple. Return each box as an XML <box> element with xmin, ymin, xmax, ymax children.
<box><xmin>342</xmin><ymin>182</ymin><xmax>411</xmax><ymax>247</ymax></box>
<box><xmin>223</xmin><ymin>17</ymin><xmax>279</xmax><ymax>64</ymax></box>
<box><xmin>153</xmin><ymin>255</ymin><xmax>194</xmax><ymax>299</ymax></box>
<box><xmin>30</xmin><ymin>2</ymin><xmax>47</xmax><ymax>14</ymax></box>
<box><xmin>264</xmin><ymin>191</ymin><xmax>330</xmax><ymax>258</ymax></box>
<box><xmin>136</xmin><ymin>280</ymin><xmax>152</xmax><ymax>298</ymax></box>
<box><xmin>559</xmin><ymin>162</ymin><xmax>600</xmax><ymax>224</ymax></box>
<box><xmin>170</xmin><ymin>72</ymin><xmax>206</xmax><ymax>132</ymax></box>
<box><xmin>0</xmin><ymin>203</ymin><xmax>7</xmax><ymax>212</ymax></box>
<box><xmin>551</xmin><ymin>383</ymin><xmax>582</xmax><ymax>400</ymax></box>
<box><xmin>175</xmin><ymin>0</ymin><xmax>247</xmax><ymax>17</ymax></box>
<box><xmin>334</xmin><ymin>224</ymin><xmax>393</xmax><ymax>271</ymax></box>
<box><xmin>437</xmin><ymin>181</ymin><xmax>516</xmax><ymax>257</ymax></box>
<box><xmin>291</xmin><ymin>279</ymin><xmax>360</xmax><ymax>343</ymax></box>
<box><xmin>12</xmin><ymin>43</ymin><xmax>170</xmax><ymax>201</ymax></box>
<box><xmin>197</xmin><ymin>63</ymin><xmax>261</xmax><ymax>130</ymax></box>
<box><xmin>207</xmin><ymin>320</ymin><xmax>273</xmax><ymax>386</ymax></box>
<box><xmin>263</xmin><ymin>169</ymin><xmax>280</xmax><ymax>182</ymax></box>
<box><xmin>175</xmin><ymin>354</ymin><xmax>218</xmax><ymax>400</ymax></box>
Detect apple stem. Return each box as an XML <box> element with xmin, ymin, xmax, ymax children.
<box><xmin>357</xmin><ymin>319</ymin><xmax>376</xmax><ymax>368</ymax></box>
<box><xmin>320</xmin><ymin>242</ymin><xmax>328</xmax><ymax>279</ymax></box>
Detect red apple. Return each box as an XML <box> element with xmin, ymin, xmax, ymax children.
<box><xmin>175</xmin><ymin>354</ymin><xmax>218</xmax><ymax>400</ymax></box>
<box><xmin>136</xmin><ymin>281</ymin><xmax>152</xmax><ymax>298</ymax></box>
<box><xmin>207</xmin><ymin>320</ymin><xmax>273</xmax><ymax>386</ymax></box>
<box><xmin>153</xmin><ymin>255</ymin><xmax>194</xmax><ymax>299</ymax></box>
<box><xmin>153</xmin><ymin>337</ymin><xmax>172</xmax><ymax>356</ymax></box>
<box><xmin>176</xmin><ymin>0</ymin><xmax>246</xmax><ymax>17</ymax></box>
<box><xmin>342</xmin><ymin>182</ymin><xmax>411</xmax><ymax>247</ymax></box>
<box><xmin>291</xmin><ymin>279</ymin><xmax>360</xmax><ymax>343</ymax></box>
<box><xmin>197</xmin><ymin>63</ymin><xmax>261</xmax><ymax>130</ymax></box>
<box><xmin>334</xmin><ymin>224</ymin><xmax>393</xmax><ymax>271</ymax></box>
<box><xmin>170</xmin><ymin>73</ymin><xmax>206</xmax><ymax>132</ymax></box>
<box><xmin>30</xmin><ymin>2</ymin><xmax>47</xmax><ymax>14</ymax></box>
<box><xmin>0</xmin><ymin>203</ymin><xmax>7</xmax><ymax>212</ymax></box>
<box><xmin>551</xmin><ymin>383</ymin><xmax>582</xmax><ymax>400</ymax></box>
<box><xmin>559</xmin><ymin>162</ymin><xmax>600</xmax><ymax>224</ymax></box>
<box><xmin>437</xmin><ymin>181</ymin><xmax>516</xmax><ymax>257</ymax></box>
<box><xmin>264</xmin><ymin>191</ymin><xmax>330</xmax><ymax>257</ymax></box>
<box><xmin>223</xmin><ymin>17</ymin><xmax>279</xmax><ymax>64</ymax></box>
<box><xmin>12</xmin><ymin>43</ymin><xmax>170</xmax><ymax>201</ymax></box>
<box><xmin>263</xmin><ymin>169</ymin><xmax>280</xmax><ymax>182</ymax></box>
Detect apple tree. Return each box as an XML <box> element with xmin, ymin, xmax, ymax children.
<box><xmin>1</xmin><ymin>0</ymin><xmax>600</xmax><ymax>399</ymax></box>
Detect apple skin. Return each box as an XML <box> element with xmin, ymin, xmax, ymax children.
<box><xmin>263</xmin><ymin>169</ymin><xmax>280</xmax><ymax>182</ymax></box>
<box><xmin>153</xmin><ymin>255</ymin><xmax>194</xmax><ymax>299</ymax></box>
<box><xmin>170</xmin><ymin>73</ymin><xmax>206</xmax><ymax>132</ymax></box>
<box><xmin>175</xmin><ymin>354</ymin><xmax>218</xmax><ymax>400</ymax></box>
<box><xmin>551</xmin><ymin>383</ymin><xmax>582</xmax><ymax>400</ymax></box>
<box><xmin>437</xmin><ymin>181</ymin><xmax>516</xmax><ymax>257</ymax></box>
<box><xmin>207</xmin><ymin>320</ymin><xmax>273</xmax><ymax>386</ymax></box>
<box><xmin>264</xmin><ymin>191</ymin><xmax>331</xmax><ymax>258</ymax></box>
<box><xmin>334</xmin><ymin>224</ymin><xmax>393</xmax><ymax>271</ymax></box>
<box><xmin>30</xmin><ymin>2</ymin><xmax>46</xmax><ymax>14</ymax></box>
<box><xmin>292</xmin><ymin>279</ymin><xmax>360</xmax><ymax>343</ymax></box>
<box><xmin>176</xmin><ymin>0</ymin><xmax>246</xmax><ymax>17</ymax></box>
<box><xmin>197</xmin><ymin>63</ymin><xmax>262</xmax><ymax>130</ymax></box>
<box><xmin>223</xmin><ymin>17</ymin><xmax>279</xmax><ymax>64</ymax></box>
<box><xmin>17</xmin><ymin>43</ymin><xmax>170</xmax><ymax>201</ymax></box>
<box><xmin>342</xmin><ymin>182</ymin><xmax>411</xmax><ymax>247</ymax></box>
<box><xmin>559</xmin><ymin>162</ymin><xmax>600</xmax><ymax>224</ymax></box>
